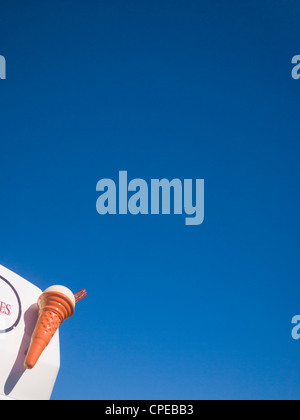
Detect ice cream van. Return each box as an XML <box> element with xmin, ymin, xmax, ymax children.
<box><xmin>0</xmin><ymin>265</ymin><xmax>86</xmax><ymax>400</ymax></box>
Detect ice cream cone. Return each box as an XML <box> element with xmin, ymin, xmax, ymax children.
<box><xmin>24</xmin><ymin>286</ymin><xmax>77</xmax><ymax>370</ymax></box>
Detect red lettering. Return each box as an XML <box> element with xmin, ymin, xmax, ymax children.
<box><xmin>0</xmin><ymin>301</ymin><xmax>5</xmax><ymax>314</ymax></box>
<box><xmin>0</xmin><ymin>301</ymin><xmax>11</xmax><ymax>316</ymax></box>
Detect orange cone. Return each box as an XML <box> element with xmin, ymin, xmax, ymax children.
<box><xmin>24</xmin><ymin>286</ymin><xmax>87</xmax><ymax>370</ymax></box>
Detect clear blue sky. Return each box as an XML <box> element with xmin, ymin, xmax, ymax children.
<box><xmin>1</xmin><ymin>0</ymin><xmax>300</xmax><ymax>400</ymax></box>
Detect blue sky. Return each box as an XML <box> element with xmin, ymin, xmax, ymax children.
<box><xmin>1</xmin><ymin>0</ymin><xmax>300</xmax><ymax>400</ymax></box>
